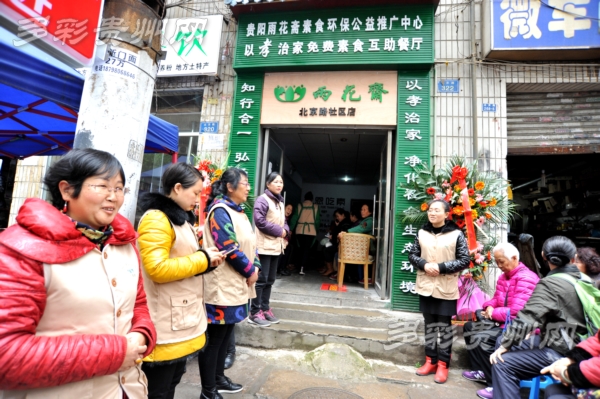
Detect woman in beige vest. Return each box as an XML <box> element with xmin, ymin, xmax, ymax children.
<box><xmin>137</xmin><ymin>163</ymin><xmax>224</xmax><ymax>399</ymax></box>
<box><xmin>293</xmin><ymin>191</ymin><xmax>320</xmax><ymax>275</ymax></box>
<box><xmin>200</xmin><ymin>168</ymin><xmax>259</xmax><ymax>399</ymax></box>
<box><xmin>249</xmin><ymin>171</ymin><xmax>289</xmax><ymax>327</ymax></box>
<box><xmin>409</xmin><ymin>199</ymin><xmax>470</xmax><ymax>384</ymax></box>
<box><xmin>0</xmin><ymin>149</ymin><xmax>156</xmax><ymax>399</ymax></box>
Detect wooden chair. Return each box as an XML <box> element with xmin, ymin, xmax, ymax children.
<box><xmin>338</xmin><ymin>233</ymin><xmax>375</xmax><ymax>290</ymax></box>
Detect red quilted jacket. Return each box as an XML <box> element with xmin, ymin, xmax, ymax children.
<box><xmin>482</xmin><ymin>262</ymin><xmax>540</xmax><ymax>325</ymax></box>
<box><xmin>0</xmin><ymin>198</ymin><xmax>156</xmax><ymax>390</ymax></box>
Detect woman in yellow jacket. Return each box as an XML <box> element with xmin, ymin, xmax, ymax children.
<box><xmin>137</xmin><ymin>163</ymin><xmax>224</xmax><ymax>399</ymax></box>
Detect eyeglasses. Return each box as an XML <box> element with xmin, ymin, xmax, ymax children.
<box><xmin>239</xmin><ymin>182</ymin><xmax>252</xmax><ymax>189</ymax></box>
<box><xmin>86</xmin><ymin>184</ymin><xmax>129</xmax><ymax>197</ymax></box>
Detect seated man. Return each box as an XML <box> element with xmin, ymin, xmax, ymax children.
<box><xmin>487</xmin><ymin>236</ymin><xmax>588</xmax><ymax>399</ymax></box>
<box><xmin>461</xmin><ymin>243</ymin><xmax>539</xmax><ymax>398</ymax></box>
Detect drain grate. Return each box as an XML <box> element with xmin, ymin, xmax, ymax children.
<box><xmin>288</xmin><ymin>388</ymin><xmax>364</xmax><ymax>399</ymax></box>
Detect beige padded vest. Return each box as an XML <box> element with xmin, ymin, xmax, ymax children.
<box><xmin>415</xmin><ymin>229</ymin><xmax>462</xmax><ymax>300</ymax></box>
<box><xmin>139</xmin><ymin>211</ymin><xmax>208</xmax><ymax>345</ymax></box>
<box><xmin>255</xmin><ymin>193</ymin><xmax>286</xmax><ymax>256</ymax></box>
<box><xmin>203</xmin><ymin>203</ymin><xmax>257</xmax><ymax>306</ymax></box>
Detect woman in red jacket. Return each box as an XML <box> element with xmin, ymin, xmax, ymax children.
<box><xmin>0</xmin><ymin>149</ymin><xmax>156</xmax><ymax>399</ymax></box>
<box><xmin>542</xmin><ymin>330</ymin><xmax>600</xmax><ymax>399</ymax></box>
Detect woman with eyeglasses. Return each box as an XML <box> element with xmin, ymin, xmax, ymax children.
<box><xmin>137</xmin><ymin>162</ymin><xmax>224</xmax><ymax>399</ymax></box>
<box><xmin>409</xmin><ymin>199</ymin><xmax>470</xmax><ymax>384</ymax></box>
<box><xmin>199</xmin><ymin>168</ymin><xmax>260</xmax><ymax>399</ymax></box>
<box><xmin>0</xmin><ymin>149</ymin><xmax>156</xmax><ymax>398</ymax></box>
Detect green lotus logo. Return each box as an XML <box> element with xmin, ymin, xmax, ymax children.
<box><xmin>274</xmin><ymin>85</ymin><xmax>306</xmax><ymax>102</ymax></box>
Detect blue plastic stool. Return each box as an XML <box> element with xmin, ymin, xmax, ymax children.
<box><xmin>519</xmin><ymin>375</ymin><xmax>559</xmax><ymax>399</ymax></box>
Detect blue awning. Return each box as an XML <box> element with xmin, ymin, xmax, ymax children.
<box><xmin>0</xmin><ymin>26</ymin><xmax>178</xmax><ymax>159</ymax></box>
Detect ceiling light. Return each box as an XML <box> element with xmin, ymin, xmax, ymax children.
<box><xmin>342</xmin><ymin>176</ymin><xmax>351</xmax><ymax>182</ymax></box>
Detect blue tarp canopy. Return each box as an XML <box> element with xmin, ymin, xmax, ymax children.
<box><xmin>0</xmin><ymin>27</ymin><xmax>178</xmax><ymax>159</ymax></box>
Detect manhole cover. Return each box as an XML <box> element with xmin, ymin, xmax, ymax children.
<box><xmin>288</xmin><ymin>388</ymin><xmax>364</xmax><ymax>399</ymax></box>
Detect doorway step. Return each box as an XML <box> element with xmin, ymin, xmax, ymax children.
<box><xmin>235</xmin><ymin>274</ymin><xmax>469</xmax><ymax>367</ymax></box>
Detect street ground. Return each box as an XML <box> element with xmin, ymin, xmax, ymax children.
<box><xmin>174</xmin><ymin>345</ymin><xmax>536</xmax><ymax>399</ymax></box>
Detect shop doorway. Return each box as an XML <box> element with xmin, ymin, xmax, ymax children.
<box><xmin>508</xmin><ymin>153</ymin><xmax>600</xmax><ymax>274</ymax></box>
<box><xmin>0</xmin><ymin>157</ymin><xmax>16</xmax><ymax>229</ymax></box>
<box><xmin>258</xmin><ymin>127</ymin><xmax>394</xmax><ymax>300</ymax></box>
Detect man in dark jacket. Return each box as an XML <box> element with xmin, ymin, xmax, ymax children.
<box><xmin>486</xmin><ymin>236</ymin><xmax>587</xmax><ymax>399</ymax></box>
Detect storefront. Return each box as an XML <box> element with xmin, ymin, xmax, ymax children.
<box><xmin>228</xmin><ymin>2</ymin><xmax>437</xmax><ymax>311</ymax></box>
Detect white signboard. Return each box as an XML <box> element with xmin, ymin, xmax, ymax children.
<box><xmin>200</xmin><ymin>133</ymin><xmax>225</xmax><ymax>150</ymax></box>
<box><xmin>92</xmin><ymin>47</ymin><xmax>139</xmax><ymax>80</ymax></box>
<box><xmin>158</xmin><ymin>16</ymin><xmax>223</xmax><ymax>77</ymax></box>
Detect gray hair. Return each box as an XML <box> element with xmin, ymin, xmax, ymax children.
<box><xmin>493</xmin><ymin>242</ymin><xmax>520</xmax><ymax>261</ymax></box>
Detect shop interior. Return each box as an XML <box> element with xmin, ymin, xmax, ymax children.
<box><xmin>263</xmin><ymin>127</ymin><xmax>392</xmax><ymax>296</ymax></box>
<box><xmin>508</xmin><ymin>153</ymin><xmax>600</xmax><ymax>272</ymax></box>
<box><xmin>0</xmin><ymin>157</ymin><xmax>17</xmax><ymax>230</ymax></box>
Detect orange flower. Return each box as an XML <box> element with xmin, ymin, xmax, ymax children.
<box><xmin>489</xmin><ymin>198</ymin><xmax>498</xmax><ymax>207</ymax></box>
<box><xmin>485</xmin><ymin>212</ymin><xmax>492</xmax><ymax>219</ymax></box>
<box><xmin>468</xmin><ymin>197</ymin><xmax>476</xmax><ymax>207</ymax></box>
<box><xmin>453</xmin><ymin>206</ymin><xmax>464</xmax><ymax>215</ymax></box>
<box><xmin>421</xmin><ymin>203</ymin><xmax>429</xmax><ymax>211</ymax></box>
<box><xmin>475</xmin><ymin>181</ymin><xmax>485</xmax><ymax>190</ymax></box>
<box><xmin>479</xmin><ymin>201</ymin><xmax>488</xmax><ymax>208</ymax></box>
<box><xmin>471</xmin><ymin>209</ymin><xmax>479</xmax><ymax>218</ymax></box>
<box><xmin>454</xmin><ymin>185</ymin><xmax>461</xmax><ymax>192</ymax></box>
<box><xmin>487</xmin><ymin>251</ymin><xmax>491</xmax><ymax>260</ymax></box>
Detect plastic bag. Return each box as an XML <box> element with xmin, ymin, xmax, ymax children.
<box><xmin>453</xmin><ymin>276</ymin><xmax>490</xmax><ymax>324</ymax></box>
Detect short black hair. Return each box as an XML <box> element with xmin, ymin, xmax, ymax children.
<box><xmin>542</xmin><ymin>236</ymin><xmax>576</xmax><ymax>268</ymax></box>
<box><xmin>304</xmin><ymin>191</ymin><xmax>313</xmax><ymax>201</ymax></box>
<box><xmin>428</xmin><ymin>199</ymin><xmax>450</xmax><ymax>213</ymax></box>
<box><xmin>361</xmin><ymin>203</ymin><xmax>373</xmax><ymax>214</ymax></box>
<box><xmin>162</xmin><ymin>163</ymin><xmax>203</xmax><ymax>195</ymax></box>
<box><xmin>266</xmin><ymin>171</ymin><xmax>282</xmax><ymax>186</ymax></box>
<box><xmin>43</xmin><ymin>149</ymin><xmax>125</xmax><ymax>210</ymax></box>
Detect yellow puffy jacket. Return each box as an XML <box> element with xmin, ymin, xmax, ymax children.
<box><xmin>137</xmin><ymin>193</ymin><xmax>210</xmax><ymax>362</ymax></box>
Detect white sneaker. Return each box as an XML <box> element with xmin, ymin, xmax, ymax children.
<box><xmin>299</xmin><ymin>267</ymin><xmax>305</xmax><ymax>275</ymax></box>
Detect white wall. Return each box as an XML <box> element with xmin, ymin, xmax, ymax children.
<box><xmin>300</xmin><ymin>183</ymin><xmax>377</xmax><ymax>236</ymax></box>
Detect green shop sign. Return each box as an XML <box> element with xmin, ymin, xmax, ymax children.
<box><xmin>234</xmin><ymin>5</ymin><xmax>434</xmax><ymax>69</ymax></box>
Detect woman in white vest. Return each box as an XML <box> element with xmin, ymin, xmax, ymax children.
<box><xmin>137</xmin><ymin>163</ymin><xmax>224</xmax><ymax>399</ymax></box>
<box><xmin>200</xmin><ymin>167</ymin><xmax>259</xmax><ymax>399</ymax></box>
<box><xmin>249</xmin><ymin>171</ymin><xmax>289</xmax><ymax>327</ymax></box>
<box><xmin>409</xmin><ymin>199</ymin><xmax>470</xmax><ymax>384</ymax></box>
<box><xmin>0</xmin><ymin>149</ymin><xmax>156</xmax><ymax>399</ymax></box>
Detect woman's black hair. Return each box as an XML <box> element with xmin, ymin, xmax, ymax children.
<box><xmin>350</xmin><ymin>209</ymin><xmax>360</xmax><ymax>219</ymax></box>
<box><xmin>43</xmin><ymin>148</ymin><xmax>125</xmax><ymax>210</ymax></box>
<box><xmin>265</xmin><ymin>171</ymin><xmax>283</xmax><ymax>187</ymax></box>
<box><xmin>576</xmin><ymin>247</ymin><xmax>600</xmax><ymax>275</ymax></box>
<box><xmin>304</xmin><ymin>191</ymin><xmax>313</xmax><ymax>201</ymax></box>
<box><xmin>427</xmin><ymin>199</ymin><xmax>451</xmax><ymax>213</ymax></box>
<box><xmin>162</xmin><ymin>162</ymin><xmax>203</xmax><ymax>195</ymax></box>
<box><xmin>361</xmin><ymin>203</ymin><xmax>373</xmax><ymax>214</ymax></box>
<box><xmin>207</xmin><ymin>167</ymin><xmax>248</xmax><ymax>208</ymax></box>
<box><xmin>542</xmin><ymin>236</ymin><xmax>576</xmax><ymax>268</ymax></box>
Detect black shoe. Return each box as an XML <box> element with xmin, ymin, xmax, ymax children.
<box><xmin>216</xmin><ymin>375</ymin><xmax>243</xmax><ymax>394</ymax></box>
<box><xmin>276</xmin><ymin>273</ymin><xmax>282</xmax><ymax>279</ymax></box>
<box><xmin>224</xmin><ymin>352</ymin><xmax>236</xmax><ymax>369</ymax></box>
<box><xmin>280</xmin><ymin>269</ymin><xmax>291</xmax><ymax>276</ymax></box>
<box><xmin>200</xmin><ymin>388</ymin><xmax>224</xmax><ymax>399</ymax></box>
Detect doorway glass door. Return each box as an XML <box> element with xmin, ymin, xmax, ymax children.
<box><xmin>374</xmin><ymin>130</ymin><xmax>393</xmax><ymax>299</ymax></box>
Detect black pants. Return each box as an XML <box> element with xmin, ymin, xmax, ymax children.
<box><xmin>251</xmin><ymin>254</ymin><xmax>279</xmax><ymax>315</ymax></box>
<box><xmin>464</xmin><ymin>321</ymin><xmax>503</xmax><ymax>386</ymax></box>
<box><xmin>545</xmin><ymin>384</ymin><xmax>576</xmax><ymax>399</ymax></box>
<box><xmin>142</xmin><ymin>360</ymin><xmax>186</xmax><ymax>399</ymax></box>
<box><xmin>423</xmin><ymin>312</ymin><xmax>454</xmax><ymax>365</ymax></box>
<box><xmin>296</xmin><ymin>234</ymin><xmax>314</xmax><ymax>269</ymax></box>
<box><xmin>197</xmin><ymin>324</ymin><xmax>235</xmax><ymax>392</ymax></box>
<box><xmin>492</xmin><ymin>334</ymin><xmax>562</xmax><ymax>398</ymax></box>
<box><xmin>227</xmin><ymin>328</ymin><xmax>235</xmax><ymax>355</ymax></box>
<box><xmin>278</xmin><ymin>245</ymin><xmax>293</xmax><ymax>272</ymax></box>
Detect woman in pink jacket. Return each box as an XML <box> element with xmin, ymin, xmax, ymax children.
<box><xmin>462</xmin><ymin>242</ymin><xmax>540</xmax><ymax>399</ymax></box>
<box><xmin>542</xmin><ymin>330</ymin><xmax>600</xmax><ymax>399</ymax></box>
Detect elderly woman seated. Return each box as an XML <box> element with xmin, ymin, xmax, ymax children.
<box><xmin>461</xmin><ymin>242</ymin><xmax>540</xmax><ymax>399</ymax></box>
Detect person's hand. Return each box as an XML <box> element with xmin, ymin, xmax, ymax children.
<box><xmin>119</xmin><ymin>333</ymin><xmax>147</xmax><ymax>371</ymax></box>
<box><xmin>247</xmin><ymin>269</ymin><xmax>259</xmax><ymax>286</ymax></box>
<box><xmin>490</xmin><ymin>346</ymin><xmax>508</xmax><ymax>364</ymax></box>
<box><xmin>424</xmin><ymin>263</ymin><xmax>439</xmax><ymax>277</ymax></box>
<box><xmin>205</xmin><ymin>247</ymin><xmax>225</xmax><ymax>267</ymax></box>
<box><xmin>282</xmin><ymin>230</ymin><xmax>287</xmax><ymax>238</ymax></box>
<box><xmin>484</xmin><ymin>306</ymin><xmax>494</xmax><ymax>319</ymax></box>
<box><xmin>541</xmin><ymin>358</ymin><xmax>574</xmax><ymax>385</ymax></box>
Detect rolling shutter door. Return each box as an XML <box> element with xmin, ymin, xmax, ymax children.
<box><xmin>507</xmin><ymin>91</ymin><xmax>600</xmax><ymax>155</ymax></box>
